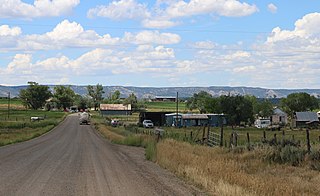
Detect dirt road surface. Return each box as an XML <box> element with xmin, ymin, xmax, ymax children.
<box><xmin>0</xmin><ymin>114</ymin><xmax>204</xmax><ymax>196</ymax></box>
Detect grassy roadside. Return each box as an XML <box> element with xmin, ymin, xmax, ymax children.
<box><xmin>92</xmin><ymin>112</ymin><xmax>320</xmax><ymax>196</ymax></box>
<box><xmin>0</xmin><ymin>110</ymin><xmax>66</xmax><ymax>146</ymax></box>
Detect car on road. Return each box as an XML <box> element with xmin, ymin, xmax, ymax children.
<box><xmin>142</xmin><ymin>120</ymin><xmax>154</xmax><ymax>128</ymax></box>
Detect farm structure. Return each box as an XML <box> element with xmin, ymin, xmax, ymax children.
<box><xmin>151</xmin><ymin>96</ymin><xmax>176</xmax><ymax>102</ymax></box>
<box><xmin>292</xmin><ymin>111</ymin><xmax>319</xmax><ymax>128</ymax></box>
<box><xmin>271</xmin><ymin>108</ymin><xmax>288</xmax><ymax>125</ymax></box>
<box><xmin>139</xmin><ymin>112</ymin><xmax>172</xmax><ymax>126</ymax></box>
<box><xmin>165</xmin><ymin>113</ymin><xmax>226</xmax><ymax>127</ymax></box>
<box><xmin>100</xmin><ymin>104</ymin><xmax>132</xmax><ymax>116</ymax></box>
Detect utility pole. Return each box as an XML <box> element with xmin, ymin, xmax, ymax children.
<box><xmin>7</xmin><ymin>92</ymin><xmax>10</xmax><ymax>119</ymax></box>
<box><xmin>176</xmin><ymin>92</ymin><xmax>179</xmax><ymax>127</ymax></box>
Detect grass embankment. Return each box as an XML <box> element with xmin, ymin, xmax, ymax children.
<box><xmin>0</xmin><ymin>109</ymin><xmax>66</xmax><ymax>146</ymax></box>
<box><xmin>92</xmin><ymin>114</ymin><xmax>157</xmax><ymax>160</ymax></box>
<box><xmin>156</xmin><ymin>139</ymin><xmax>320</xmax><ymax>196</ymax></box>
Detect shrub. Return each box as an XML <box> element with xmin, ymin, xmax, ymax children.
<box><xmin>145</xmin><ymin>140</ymin><xmax>157</xmax><ymax>161</ymax></box>
<box><xmin>309</xmin><ymin>150</ymin><xmax>320</xmax><ymax>171</ymax></box>
<box><xmin>263</xmin><ymin>145</ymin><xmax>306</xmax><ymax>166</ymax></box>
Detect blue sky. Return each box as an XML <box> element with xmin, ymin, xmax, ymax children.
<box><xmin>1</xmin><ymin>0</ymin><xmax>320</xmax><ymax>89</ymax></box>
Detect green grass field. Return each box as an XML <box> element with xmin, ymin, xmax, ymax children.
<box><xmin>0</xmin><ymin>98</ymin><xmax>66</xmax><ymax>146</ymax></box>
<box><xmin>145</xmin><ymin>101</ymin><xmax>187</xmax><ymax>112</ymax></box>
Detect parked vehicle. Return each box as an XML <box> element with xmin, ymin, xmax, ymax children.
<box><xmin>79</xmin><ymin>112</ymin><xmax>90</xmax><ymax>125</ymax></box>
<box><xmin>143</xmin><ymin>120</ymin><xmax>154</xmax><ymax>128</ymax></box>
<box><xmin>254</xmin><ymin>119</ymin><xmax>271</xmax><ymax>128</ymax></box>
<box><xmin>111</xmin><ymin>119</ymin><xmax>120</xmax><ymax>127</ymax></box>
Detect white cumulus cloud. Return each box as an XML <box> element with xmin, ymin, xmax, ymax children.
<box><xmin>164</xmin><ymin>0</ymin><xmax>258</xmax><ymax>18</ymax></box>
<box><xmin>123</xmin><ymin>30</ymin><xmax>181</xmax><ymax>44</ymax></box>
<box><xmin>0</xmin><ymin>0</ymin><xmax>79</xmax><ymax>19</ymax></box>
<box><xmin>88</xmin><ymin>0</ymin><xmax>258</xmax><ymax>29</ymax></box>
<box><xmin>0</xmin><ymin>25</ymin><xmax>21</xmax><ymax>36</ymax></box>
<box><xmin>87</xmin><ymin>0</ymin><xmax>150</xmax><ymax>19</ymax></box>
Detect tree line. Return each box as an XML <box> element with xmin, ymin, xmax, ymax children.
<box><xmin>18</xmin><ymin>82</ymin><xmax>145</xmax><ymax>112</ymax></box>
<box><xmin>186</xmin><ymin>91</ymin><xmax>319</xmax><ymax>126</ymax></box>
<box><xmin>18</xmin><ymin>82</ymin><xmax>319</xmax><ymax>125</ymax></box>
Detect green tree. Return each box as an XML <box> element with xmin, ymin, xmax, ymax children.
<box><xmin>256</xmin><ymin>99</ymin><xmax>274</xmax><ymax>118</ymax></box>
<box><xmin>219</xmin><ymin>95</ymin><xmax>253</xmax><ymax>126</ymax></box>
<box><xmin>186</xmin><ymin>91</ymin><xmax>213</xmax><ymax>113</ymax></box>
<box><xmin>53</xmin><ymin>86</ymin><xmax>76</xmax><ymax>110</ymax></box>
<box><xmin>123</xmin><ymin>93</ymin><xmax>145</xmax><ymax>112</ymax></box>
<box><xmin>281</xmin><ymin>92</ymin><xmax>319</xmax><ymax>116</ymax></box>
<box><xmin>74</xmin><ymin>94</ymin><xmax>93</xmax><ymax>111</ymax></box>
<box><xmin>87</xmin><ymin>84</ymin><xmax>105</xmax><ymax>110</ymax></box>
<box><xmin>19</xmin><ymin>82</ymin><xmax>52</xmax><ymax>110</ymax></box>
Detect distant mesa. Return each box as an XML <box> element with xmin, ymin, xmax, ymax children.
<box><xmin>0</xmin><ymin>85</ymin><xmax>320</xmax><ymax>99</ymax></box>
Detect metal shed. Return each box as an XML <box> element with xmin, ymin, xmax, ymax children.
<box><xmin>100</xmin><ymin>104</ymin><xmax>132</xmax><ymax>116</ymax></box>
<box><xmin>292</xmin><ymin>112</ymin><xmax>319</xmax><ymax>128</ymax></box>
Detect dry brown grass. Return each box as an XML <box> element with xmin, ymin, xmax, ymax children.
<box><xmin>96</xmin><ymin>124</ymin><xmax>125</xmax><ymax>143</ymax></box>
<box><xmin>156</xmin><ymin>139</ymin><xmax>320</xmax><ymax>196</ymax></box>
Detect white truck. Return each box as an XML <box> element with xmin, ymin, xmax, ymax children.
<box><xmin>79</xmin><ymin>112</ymin><xmax>90</xmax><ymax>125</ymax></box>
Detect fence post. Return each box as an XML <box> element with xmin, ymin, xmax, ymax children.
<box><xmin>207</xmin><ymin>125</ymin><xmax>210</xmax><ymax>145</ymax></box>
<box><xmin>202</xmin><ymin>126</ymin><xmax>206</xmax><ymax>144</ymax></box>
<box><xmin>263</xmin><ymin>131</ymin><xmax>266</xmax><ymax>142</ymax></box>
<box><xmin>281</xmin><ymin>130</ymin><xmax>285</xmax><ymax>146</ymax></box>
<box><xmin>190</xmin><ymin>131</ymin><xmax>193</xmax><ymax>140</ymax></box>
<box><xmin>306</xmin><ymin>129</ymin><xmax>311</xmax><ymax>154</ymax></box>
<box><xmin>229</xmin><ymin>133</ymin><xmax>233</xmax><ymax>149</ymax></box>
<box><xmin>235</xmin><ymin>132</ymin><xmax>238</xmax><ymax>147</ymax></box>
<box><xmin>220</xmin><ymin>121</ymin><xmax>224</xmax><ymax>147</ymax></box>
<box><xmin>274</xmin><ymin>134</ymin><xmax>277</xmax><ymax>145</ymax></box>
<box><xmin>247</xmin><ymin>132</ymin><xmax>250</xmax><ymax>151</ymax></box>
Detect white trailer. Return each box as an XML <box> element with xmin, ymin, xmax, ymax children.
<box><xmin>254</xmin><ymin>119</ymin><xmax>271</xmax><ymax>128</ymax></box>
<box><xmin>79</xmin><ymin>112</ymin><xmax>90</xmax><ymax>125</ymax></box>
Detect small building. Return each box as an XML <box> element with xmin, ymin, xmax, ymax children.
<box><xmin>152</xmin><ymin>96</ymin><xmax>176</xmax><ymax>102</ymax></box>
<box><xmin>182</xmin><ymin>114</ymin><xmax>209</xmax><ymax>126</ymax></box>
<box><xmin>165</xmin><ymin>113</ymin><xmax>183</xmax><ymax>127</ymax></box>
<box><xmin>292</xmin><ymin>112</ymin><xmax>319</xmax><ymax>128</ymax></box>
<box><xmin>100</xmin><ymin>104</ymin><xmax>132</xmax><ymax>116</ymax></box>
<box><xmin>139</xmin><ymin>112</ymin><xmax>172</xmax><ymax>126</ymax></box>
<box><xmin>207</xmin><ymin>114</ymin><xmax>226</xmax><ymax>127</ymax></box>
<box><xmin>271</xmin><ymin>108</ymin><xmax>288</xmax><ymax>126</ymax></box>
<box><xmin>165</xmin><ymin>113</ymin><xmax>226</xmax><ymax>127</ymax></box>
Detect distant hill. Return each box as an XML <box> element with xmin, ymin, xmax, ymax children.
<box><xmin>1</xmin><ymin>85</ymin><xmax>320</xmax><ymax>99</ymax></box>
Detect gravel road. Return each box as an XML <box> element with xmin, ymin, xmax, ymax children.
<box><xmin>0</xmin><ymin>114</ymin><xmax>204</xmax><ymax>196</ymax></box>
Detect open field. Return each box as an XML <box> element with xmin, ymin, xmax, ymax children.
<box><xmin>145</xmin><ymin>101</ymin><xmax>187</xmax><ymax>112</ymax></box>
<box><xmin>0</xmin><ymin>107</ymin><xmax>66</xmax><ymax>146</ymax></box>
<box><xmin>0</xmin><ymin>98</ymin><xmax>25</xmax><ymax>110</ymax></box>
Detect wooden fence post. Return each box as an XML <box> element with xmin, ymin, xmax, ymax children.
<box><xmin>207</xmin><ymin>125</ymin><xmax>210</xmax><ymax>145</ymax></box>
<box><xmin>247</xmin><ymin>132</ymin><xmax>251</xmax><ymax>151</ymax></box>
<box><xmin>263</xmin><ymin>131</ymin><xmax>266</xmax><ymax>141</ymax></box>
<box><xmin>202</xmin><ymin>126</ymin><xmax>206</xmax><ymax>144</ymax></box>
<box><xmin>306</xmin><ymin>129</ymin><xmax>311</xmax><ymax>154</ymax></box>
<box><xmin>235</xmin><ymin>132</ymin><xmax>238</xmax><ymax>147</ymax></box>
<box><xmin>274</xmin><ymin>134</ymin><xmax>277</xmax><ymax>145</ymax></box>
<box><xmin>190</xmin><ymin>131</ymin><xmax>193</xmax><ymax>140</ymax></box>
<box><xmin>229</xmin><ymin>133</ymin><xmax>233</xmax><ymax>148</ymax></box>
<box><xmin>220</xmin><ymin>121</ymin><xmax>224</xmax><ymax>147</ymax></box>
<box><xmin>281</xmin><ymin>130</ymin><xmax>285</xmax><ymax>146</ymax></box>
